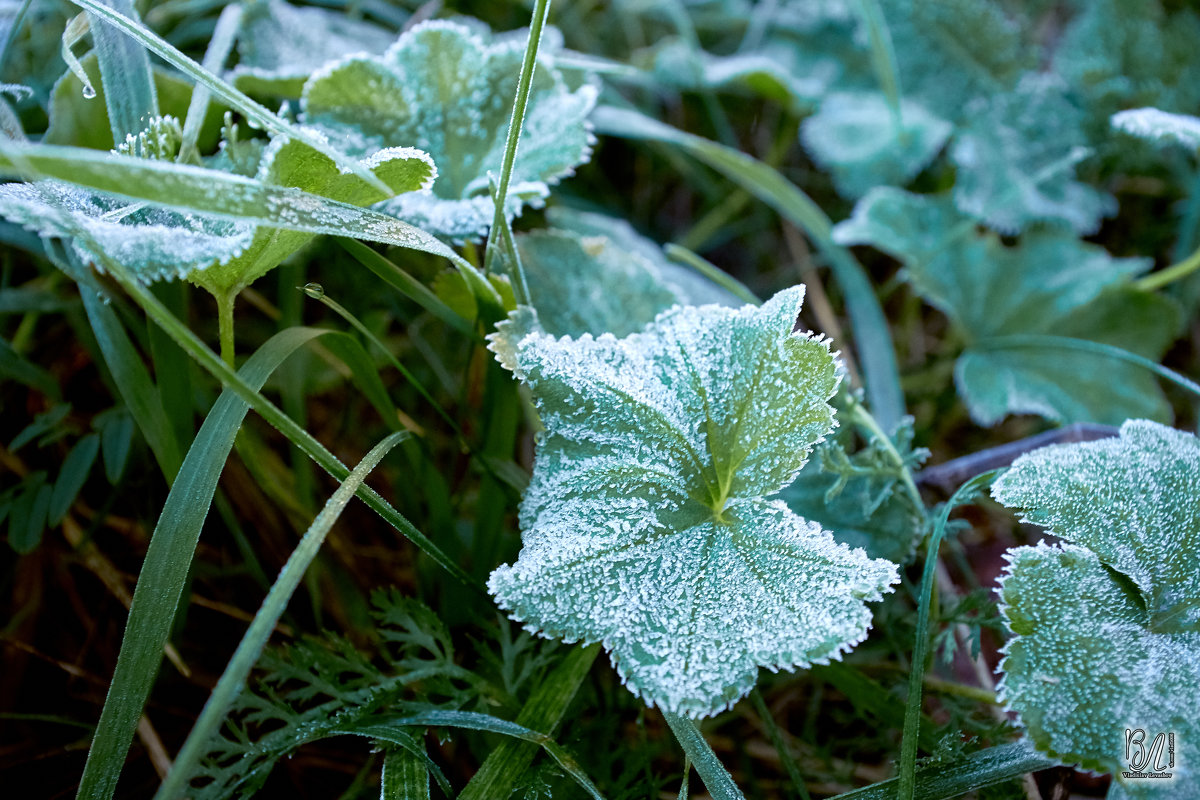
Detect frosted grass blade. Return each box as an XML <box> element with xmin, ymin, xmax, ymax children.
<box><xmin>0</xmin><ymin>142</ymin><xmax>503</xmax><ymax>313</ymax></box>
<box><xmin>591</xmin><ymin>105</ymin><xmax>905</xmax><ymax>432</ymax></box>
<box><xmin>153</xmin><ymin>431</ymin><xmax>407</xmax><ymax>800</ymax></box>
<box><xmin>664</xmin><ymin>712</ymin><xmax>745</xmax><ymax>800</ymax></box>
<box><xmin>65</xmin><ymin>0</ymin><xmax>391</xmax><ymax>195</ymax></box>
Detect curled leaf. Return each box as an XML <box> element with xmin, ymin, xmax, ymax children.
<box><xmin>488</xmin><ymin>287</ymin><xmax>899</xmax><ymax>717</ymax></box>
<box><xmin>302</xmin><ymin>20</ymin><xmax>597</xmax><ymax>241</ymax></box>
<box><xmin>993</xmin><ymin>420</ymin><xmax>1200</xmax><ymax>798</ymax></box>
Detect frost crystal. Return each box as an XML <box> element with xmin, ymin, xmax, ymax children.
<box><xmin>993</xmin><ymin>420</ymin><xmax>1200</xmax><ymax>798</ymax></box>
<box><xmin>488</xmin><ymin>287</ymin><xmax>900</xmax><ymax>717</ymax></box>
<box><xmin>1112</xmin><ymin>108</ymin><xmax>1200</xmax><ymax>152</ymax></box>
<box><xmin>301</xmin><ymin>20</ymin><xmax>597</xmax><ymax>241</ymax></box>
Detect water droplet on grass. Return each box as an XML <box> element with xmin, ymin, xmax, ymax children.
<box><xmin>302</xmin><ymin>282</ymin><xmax>324</xmax><ymax>299</ymax></box>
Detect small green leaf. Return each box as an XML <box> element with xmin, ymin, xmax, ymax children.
<box><xmin>488</xmin><ymin>287</ymin><xmax>899</xmax><ymax>717</ymax></box>
<box><xmin>230</xmin><ymin>0</ymin><xmax>395</xmax><ymax>99</ymax></box>
<box><xmin>801</xmin><ymin>92</ymin><xmax>951</xmax><ymax>198</ymax></box>
<box><xmin>992</xmin><ymin>420</ymin><xmax>1200</xmax><ymax>797</ymax></box>
<box><xmin>8</xmin><ymin>474</ymin><xmax>51</xmax><ymax>553</ymax></box>
<box><xmin>302</xmin><ymin>20</ymin><xmax>597</xmax><ymax>240</ymax></box>
<box><xmin>49</xmin><ymin>432</ymin><xmax>99</xmax><ymax>525</ymax></box>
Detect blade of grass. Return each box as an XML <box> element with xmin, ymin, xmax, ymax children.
<box><xmin>853</xmin><ymin>0</ymin><xmax>902</xmax><ymax>127</ymax></box>
<box><xmin>830</xmin><ymin>740</ymin><xmax>1054</xmax><ymax>800</ymax></box>
<box><xmin>356</xmin><ymin>710</ymin><xmax>604</xmax><ymax>800</ymax></box>
<box><xmin>148</xmin><ymin>282</ymin><xmax>194</xmax><ymax>467</ymax></box>
<box><xmin>897</xmin><ymin>469</ymin><xmax>1002</xmax><ymax>800</ymax></box>
<box><xmin>337</xmin><ymin>240</ymin><xmax>477</xmax><ymax>338</ymax></box>
<box><xmin>78</xmin><ymin>285</ymin><xmax>183</xmax><ymax>481</ymax></box>
<box><xmin>663</xmin><ymin>243</ymin><xmax>760</xmax><ymax>305</ymax></box>
<box><xmin>74</xmin><ymin>325</ymin><xmax>377</xmax><ymax>800</ymax></box>
<box><xmin>0</xmin><ymin>336</ymin><xmax>61</xmax><ymax>399</ymax></box>
<box><xmin>591</xmin><ymin>104</ymin><xmax>905</xmax><ymax>432</ymax></box>
<box><xmin>482</xmin><ymin>0</ymin><xmax>550</xmax><ymax>282</ymax></box>
<box><xmin>749</xmin><ymin>689</ymin><xmax>811</xmax><ymax>800</ymax></box>
<box><xmin>381</xmin><ymin>746</ymin><xmax>430</xmax><ymax>800</ymax></box>
<box><xmin>0</xmin><ymin>141</ymin><xmax>503</xmax><ymax>315</ymax></box>
<box><xmin>66</xmin><ymin>0</ymin><xmax>391</xmax><ymax>195</ymax></box>
<box><xmin>178</xmin><ymin>2</ymin><xmax>240</xmax><ymax>164</ymax></box>
<box><xmin>153</xmin><ymin>431</ymin><xmax>408</xmax><ymax>800</ymax></box>
<box><xmin>89</xmin><ymin>0</ymin><xmax>158</xmax><ymax>142</ymax></box>
<box><xmin>663</xmin><ymin>712</ymin><xmax>746</xmax><ymax>800</ymax></box>
<box><xmin>459</xmin><ymin>643</ymin><xmax>600</xmax><ymax>800</ymax></box>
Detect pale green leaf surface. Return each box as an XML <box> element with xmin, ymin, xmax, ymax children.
<box><xmin>516</xmin><ymin>226</ymin><xmax>738</xmax><ymax>338</ymax></box>
<box><xmin>545</xmin><ymin>207</ymin><xmax>741</xmax><ymax>309</ymax></box>
<box><xmin>992</xmin><ymin>420</ymin><xmax>1200</xmax><ymax>797</ymax></box>
<box><xmin>801</xmin><ymin>92</ymin><xmax>951</xmax><ymax>198</ymax></box>
<box><xmin>302</xmin><ymin>20</ymin><xmax>596</xmax><ymax>240</ymax></box>
<box><xmin>950</xmin><ymin>76</ymin><xmax>1115</xmax><ymax>234</ymax></box>
<box><xmin>1112</xmin><ymin>108</ymin><xmax>1200</xmax><ymax>152</ymax></box>
<box><xmin>230</xmin><ymin>0</ymin><xmax>396</xmax><ymax>98</ymax></box>
<box><xmin>833</xmin><ymin>188</ymin><xmax>1174</xmax><ymax>424</ymax></box>
<box><xmin>488</xmin><ymin>287</ymin><xmax>899</xmax><ymax>717</ymax></box>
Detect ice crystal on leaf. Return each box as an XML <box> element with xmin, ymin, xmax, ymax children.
<box><xmin>301</xmin><ymin>20</ymin><xmax>597</xmax><ymax>241</ymax></box>
<box><xmin>487</xmin><ymin>287</ymin><xmax>900</xmax><ymax>717</ymax></box>
<box><xmin>992</xmin><ymin>420</ymin><xmax>1200</xmax><ymax>798</ymax></box>
<box><xmin>229</xmin><ymin>0</ymin><xmax>396</xmax><ymax>99</ymax></box>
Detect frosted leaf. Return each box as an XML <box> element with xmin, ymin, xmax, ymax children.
<box><xmin>189</xmin><ymin>131</ymin><xmax>435</xmax><ymax>297</ymax></box>
<box><xmin>487</xmin><ymin>287</ymin><xmax>900</xmax><ymax>717</ymax></box>
<box><xmin>545</xmin><ymin>208</ymin><xmax>741</xmax><ymax>309</ymax></box>
<box><xmin>0</xmin><ymin>126</ymin><xmax>434</xmax><ymax>295</ymax></box>
<box><xmin>833</xmin><ymin>188</ymin><xmax>1177</xmax><ymax>425</ymax></box>
<box><xmin>1112</xmin><ymin>108</ymin><xmax>1200</xmax><ymax>152</ymax></box>
<box><xmin>0</xmin><ymin>180</ymin><xmax>254</xmax><ymax>284</ymax></box>
<box><xmin>801</xmin><ymin>92</ymin><xmax>952</xmax><ymax>198</ymax></box>
<box><xmin>301</xmin><ymin>20</ymin><xmax>597</xmax><ymax>241</ymax></box>
<box><xmin>950</xmin><ymin>76</ymin><xmax>1115</xmax><ymax>235</ymax></box>
<box><xmin>229</xmin><ymin>0</ymin><xmax>396</xmax><ymax>98</ymax></box>
<box><xmin>993</xmin><ymin>420</ymin><xmax>1200</xmax><ymax>797</ymax></box>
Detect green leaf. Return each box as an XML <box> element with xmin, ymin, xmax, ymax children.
<box><xmin>516</xmin><ymin>227</ymin><xmax>734</xmax><ymax>338</ymax></box>
<box><xmin>488</xmin><ymin>287</ymin><xmax>899</xmax><ymax>717</ymax></box>
<box><xmin>1112</xmin><ymin>107</ymin><xmax>1200</xmax><ymax>152</ymax></box>
<box><xmin>833</xmin><ymin>188</ymin><xmax>1178</xmax><ymax>425</ymax></box>
<box><xmin>301</xmin><ymin>20</ymin><xmax>597</xmax><ymax>240</ymax></box>
<box><xmin>992</xmin><ymin>420</ymin><xmax>1200</xmax><ymax>797</ymax></box>
<box><xmin>94</xmin><ymin>406</ymin><xmax>134</xmax><ymax>484</ymax></box>
<box><xmin>949</xmin><ymin>75</ymin><xmax>1114</xmax><ymax>235</ymax></box>
<box><xmin>230</xmin><ymin>0</ymin><xmax>395</xmax><ymax>99</ymax></box>
<box><xmin>664</xmin><ymin>712</ymin><xmax>745</xmax><ymax>800</ymax></box>
<box><xmin>800</xmin><ymin>92</ymin><xmax>951</xmax><ymax>198</ymax></box>
<box><xmin>87</xmin><ymin>0</ymin><xmax>157</xmax><ymax>142</ymax></box>
<box><xmin>0</xmin><ymin>335</ymin><xmax>61</xmax><ymax>399</ymax></box>
<box><xmin>7</xmin><ymin>472</ymin><xmax>50</xmax><ymax>554</ymax></box>
<box><xmin>381</xmin><ymin>747</ymin><xmax>430</xmax><ymax>800</ymax></box>
<box><xmin>49</xmin><ymin>432</ymin><xmax>99</xmax><ymax>525</ymax></box>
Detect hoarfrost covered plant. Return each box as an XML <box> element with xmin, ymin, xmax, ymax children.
<box><xmin>301</xmin><ymin>20</ymin><xmax>597</xmax><ymax>241</ymax></box>
<box><xmin>992</xmin><ymin>420</ymin><xmax>1200</xmax><ymax>799</ymax></box>
<box><xmin>487</xmin><ymin>286</ymin><xmax>900</xmax><ymax>717</ymax></box>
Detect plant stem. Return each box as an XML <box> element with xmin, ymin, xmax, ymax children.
<box><xmin>216</xmin><ymin>289</ymin><xmax>236</xmax><ymax>367</ymax></box>
<box><xmin>1134</xmin><ymin>242</ymin><xmax>1200</xmax><ymax>292</ymax></box>
<box><xmin>844</xmin><ymin>392</ymin><xmax>923</xmax><ymax>512</ymax></box>
<box><xmin>483</xmin><ymin>0</ymin><xmax>551</xmax><ymax>284</ymax></box>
